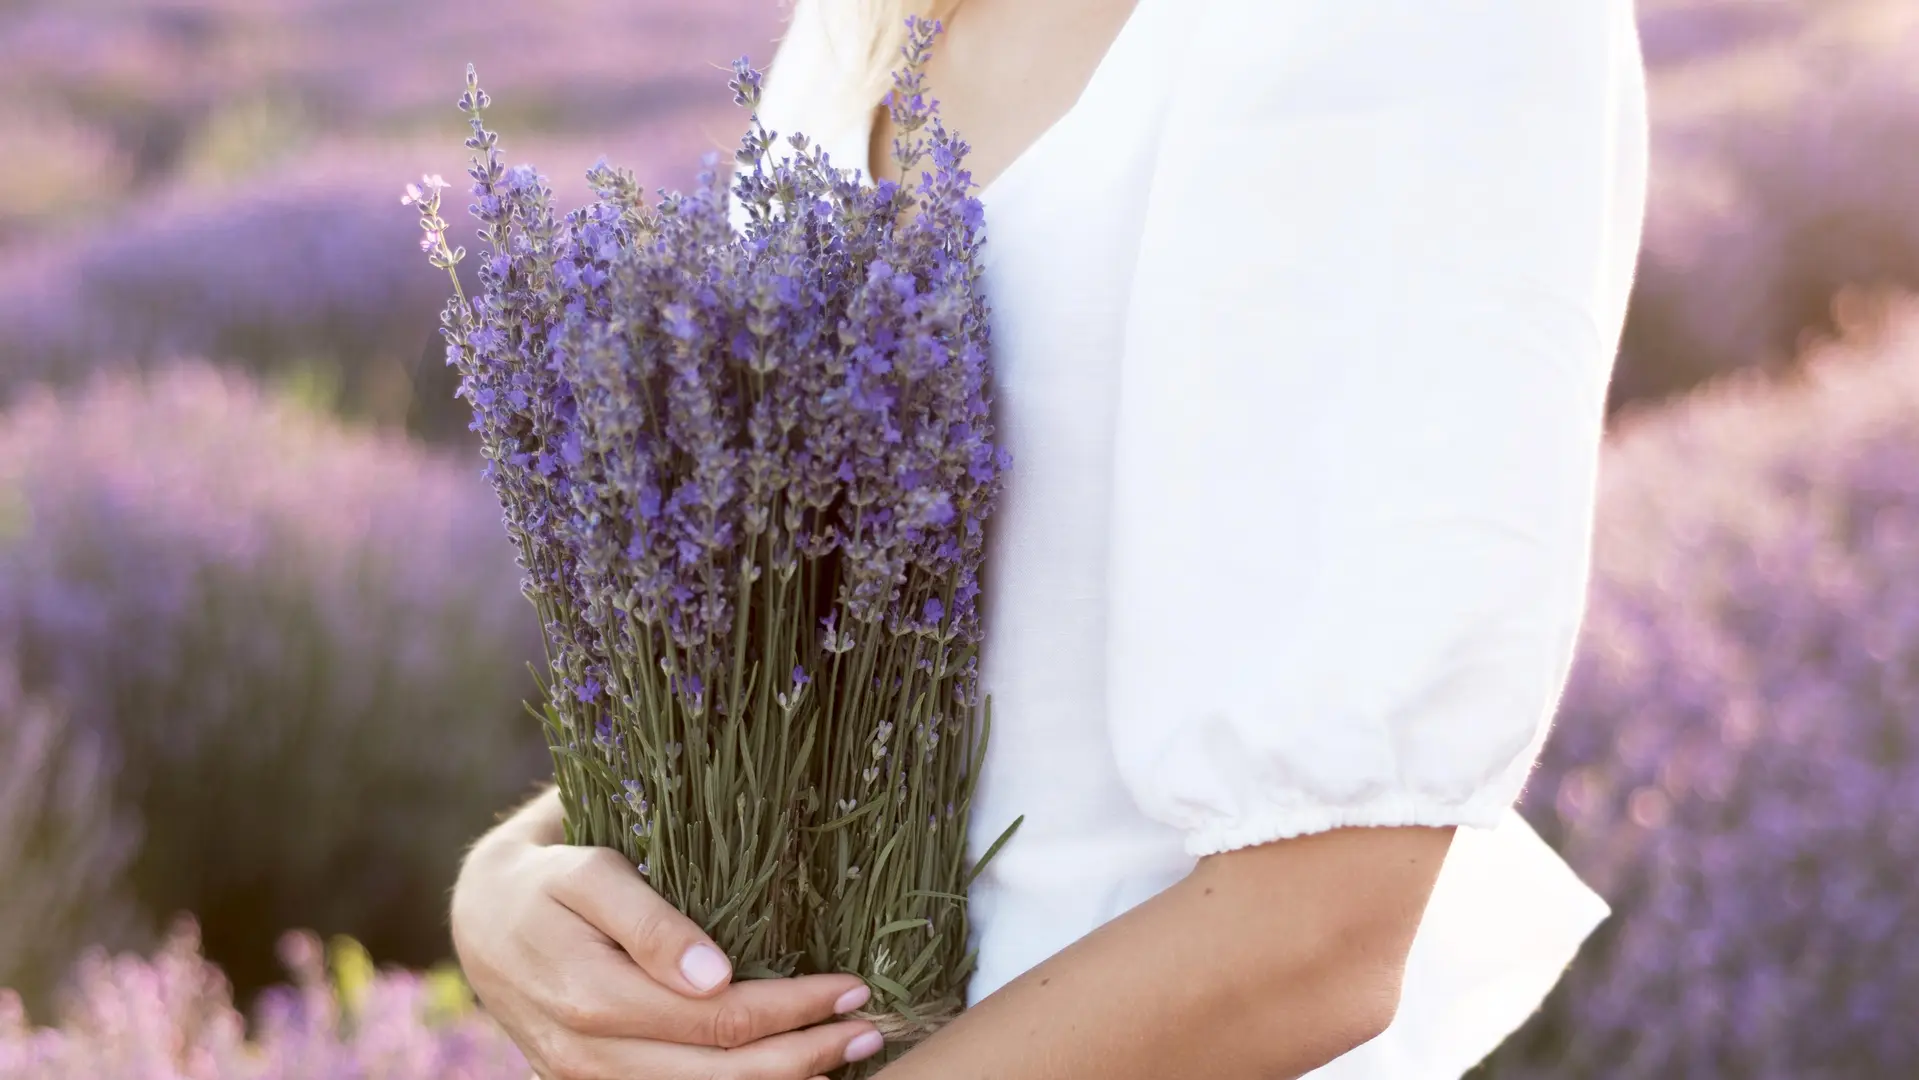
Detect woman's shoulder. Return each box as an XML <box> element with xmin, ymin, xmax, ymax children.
<box><xmin>1171</xmin><ymin>0</ymin><xmax>1639</xmax><ymax>119</ymax></box>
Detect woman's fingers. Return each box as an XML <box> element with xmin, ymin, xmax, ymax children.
<box><xmin>537</xmin><ymin>937</ymin><xmax>872</xmax><ymax>1048</ymax></box>
<box><xmin>458</xmin><ymin>820</ymin><xmax>885</xmax><ymax>1080</ymax></box>
<box><xmin>650</xmin><ymin>973</ymin><xmax>876</xmax><ymax>1048</ymax></box>
<box><xmin>539</xmin><ymin>1018</ymin><xmax>884</xmax><ymax>1080</ymax></box>
<box><xmin>699</xmin><ymin>1018</ymin><xmax>887</xmax><ymax>1079</ymax></box>
<box><xmin>538</xmin><ymin>848</ymin><xmax>872</xmax><ymax>1048</ymax></box>
<box><xmin>546</xmin><ymin>846</ymin><xmax>737</xmax><ymax>997</ymax></box>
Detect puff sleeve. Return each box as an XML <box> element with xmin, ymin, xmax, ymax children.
<box><xmin>1104</xmin><ymin>0</ymin><xmax>1648</xmax><ymax>857</ymax></box>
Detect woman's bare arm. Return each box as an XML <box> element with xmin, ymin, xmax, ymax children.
<box><xmin>872</xmin><ymin>825</ymin><xmax>1452</xmax><ymax>1080</ymax></box>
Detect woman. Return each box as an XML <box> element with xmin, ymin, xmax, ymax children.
<box><xmin>448</xmin><ymin>0</ymin><xmax>1649</xmax><ymax>1076</ymax></box>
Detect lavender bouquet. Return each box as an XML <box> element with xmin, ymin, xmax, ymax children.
<box><xmin>408</xmin><ymin>18</ymin><xmax>1017</xmax><ymax>1069</ymax></box>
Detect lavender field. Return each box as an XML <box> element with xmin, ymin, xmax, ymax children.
<box><xmin>3</xmin><ymin>0</ymin><xmax>1919</xmax><ymax>1075</ymax></box>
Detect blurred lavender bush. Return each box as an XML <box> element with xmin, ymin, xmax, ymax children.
<box><xmin>0</xmin><ymin>165</ymin><xmax>478</xmax><ymax>440</ymax></box>
<box><xmin>0</xmin><ymin>920</ymin><xmax>529</xmax><ymax>1078</ymax></box>
<box><xmin>0</xmin><ymin>0</ymin><xmax>778</xmax><ymax>227</ymax></box>
<box><xmin>0</xmin><ymin>362</ymin><xmax>547</xmax><ymax>1008</ymax></box>
<box><xmin>1478</xmin><ymin>294</ymin><xmax>1919</xmax><ymax>1077</ymax></box>
<box><xmin>0</xmin><ymin>665</ymin><xmax>144</xmax><ymax>1018</ymax></box>
<box><xmin>0</xmin><ymin>103</ymin><xmax>133</xmax><ymax>245</ymax></box>
<box><xmin>1634</xmin><ymin>0</ymin><xmax>1809</xmax><ymax>70</ymax></box>
<box><xmin>0</xmin><ymin>0</ymin><xmax>782</xmax><ymax>441</ymax></box>
<box><xmin>5</xmin><ymin>0</ymin><xmax>1915</xmax><ymax>434</ymax></box>
<box><xmin>0</xmin><ymin>135</ymin><xmax>776</xmax><ymax>443</ymax></box>
<box><xmin>1617</xmin><ymin>0</ymin><xmax>1919</xmax><ymax>409</ymax></box>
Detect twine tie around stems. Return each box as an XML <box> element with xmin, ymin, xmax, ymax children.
<box><xmin>849</xmin><ymin>996</ymin><xmax>962</xmax><ymax>1045</ymax></box>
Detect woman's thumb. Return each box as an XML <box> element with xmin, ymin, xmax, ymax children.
<box><xmin>549</xmin><ymin>846</ymin><xmax>734</xmax><ymax>996</ymax></box>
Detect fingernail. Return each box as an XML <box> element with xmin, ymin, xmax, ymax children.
<box><xmin>845</xmin><ymin>1030</ymin><xmax>885</xmax><ymax>1063</ymax></box>
<box><xmin>679</xmin><ymin>944</ymin><xmax>731</xmax><ymax>992</ymax></box>
<box><xmin>833</xmin><ymin>985</ymin><xmax>871</xmax><ymax>1014</ymax></box>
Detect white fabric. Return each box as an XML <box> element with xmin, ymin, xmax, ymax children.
<box><xmin>747</xmin><ymin>0</ymin><xmax>1647</xmax><ymax>1075</ymax></box>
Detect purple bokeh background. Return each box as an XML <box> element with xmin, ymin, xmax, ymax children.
<box><xmin>3</xmin><ymin>0</ymin><xmax>1919</xmax><ymax>1074</ymax></box>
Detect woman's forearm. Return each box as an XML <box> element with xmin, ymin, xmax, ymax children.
<box><xmin>873</xmin><ymin>825</ymin><xmax>1452</xmax><ymax>1080</ymax></box>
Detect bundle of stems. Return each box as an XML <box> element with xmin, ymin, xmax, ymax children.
<box><xmin>409</xmin><ymin>18</ymin><xmax>1018</xmax><ymax>1073</ymax></box>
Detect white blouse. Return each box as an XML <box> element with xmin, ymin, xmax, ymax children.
<box><xmin>749</xmin><ymin>1</ymin><xmax>1647</xmax><ymax>1076</ymax></box>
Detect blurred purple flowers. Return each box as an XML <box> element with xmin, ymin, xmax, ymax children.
<box><xmin>1481</xmin><ymin>297</ymin><xmax>1919</xmax><ymax>1077</ymax></box>
<box><xmin>410</xmin><ymin>18</ymin><xmax>1011</xmax><ymax>1052</ymax></box>
<box><xmin>0</xmin><ymin>922</ymin><xmax>529</xmax><ymax>1079</ymax></box>
<box><xmin>0</xmin><ymin>362</ymin><xmax>547</xmax><ymax>1012</ymax></box>
<box><xmin>0</xmin><ymin>165</ymin><xmax>478</xmax><ymax>437</ymax></box>
<box><xmin>0</xmin><ymin>666</ymin><xmax>143</xmax><ymax>1017</ymax></box>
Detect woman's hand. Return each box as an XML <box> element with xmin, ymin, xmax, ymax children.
<box><xmin>451</xmin><ymin>787</ymin><xmax>885</xmax><ymax>1080</ymax></box>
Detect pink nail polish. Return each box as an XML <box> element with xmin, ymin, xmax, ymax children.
<box><xmin>679</xmin><ymin>944</ymin><xmax>731</xmax><ymax>991</ymax></box>
<box><xmin>845</xmin><ymin>1030</ymin><xmax>885</xmax><ymax>1063</ymax></box>
<box><xmin>834</xmin><ymin>985</ymin><xmax>871</xmax><ymax>1014</ymax></box>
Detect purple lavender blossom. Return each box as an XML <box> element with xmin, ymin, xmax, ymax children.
<box><xmin>415</xmin><ymin>29</ymin><xmax>1004</xmax><ymax>738</ymax></box>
